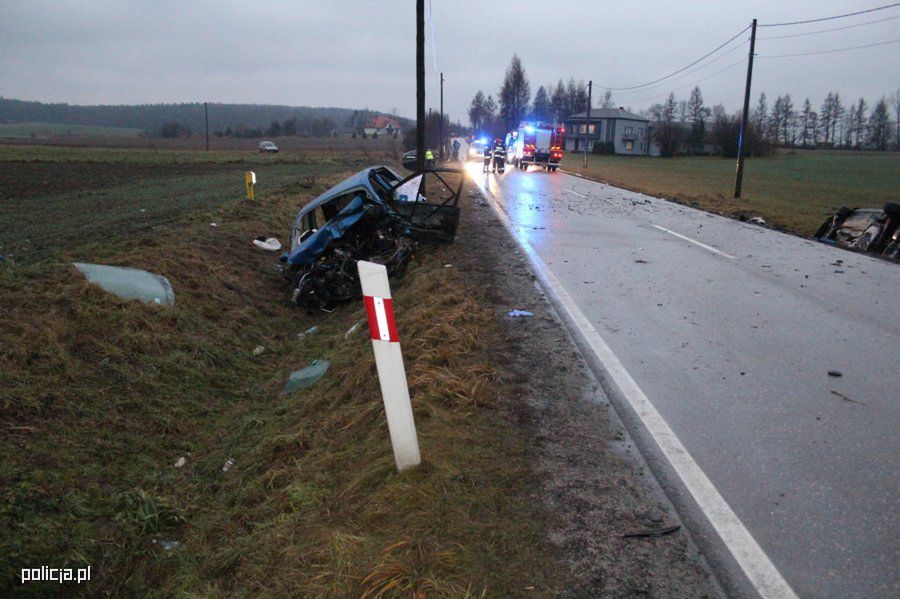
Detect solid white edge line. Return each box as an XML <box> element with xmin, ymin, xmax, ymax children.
<box><xmin>474</xmin><ymin>177</ymin><xmax>797</xmax><ymax>599</ymax></box>
<box><xmin>653</xmin><ymin>224</ymin><xmax>738</xmax><ymax>259</ymax></box>
<box><xmin>564</xmin><ymin>188</ymin><xmax>588</xmax><ymax>199</ymax></box>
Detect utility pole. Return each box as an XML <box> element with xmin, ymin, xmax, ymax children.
<box><xmin>439</xmin><ymin>72</ymin><xmax>444</xmax><ymax>161</ymax></box>
<box><xmin>734</xmin><ymin>18</ymin><xmax>756</xmax><ymax>198</ymax></box>
<box><xmin>583</xmin><ymin>80</ymin><xmax>592</xmax><ymax>168</ymax></box>
<box><xmin>204</xmin><ymin>102</ymin><xmax>209</xmax><ymax>151</ymax></box>
<box><xmin>416</xmin><ymin>0</ymin><xmax>425</xmax><ymax>171</ymax></box>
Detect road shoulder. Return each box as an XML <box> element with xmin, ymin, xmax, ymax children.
<box><xmin>456</xmin><ymin>179</ymin><xmax>721</xmax><ymax>597</ymax></box>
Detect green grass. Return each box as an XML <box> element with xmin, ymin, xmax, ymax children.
<box><xmin>0</xmin><ymin>145</ymin><xmax>560</xmax><ymax>596</ymax></box>
<box><xmin>562</xmin><ymin>150</ymin><xmax>900</xmax><ymax>236</ymax></box>
<box><xmin>0</xmin><ymin>122</ymin><xmax>143</xmax><ymax>138</ymax></box>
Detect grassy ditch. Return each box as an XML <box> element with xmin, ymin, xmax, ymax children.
<box><xmin>562</xmin><ymin>150</ymin><xmax>900</xmax><ymax>236</ymax></box>
<box><xmin>0</xmin><ymin>159</ymin><xmax>560</xmax><ymax>595</ymax></box>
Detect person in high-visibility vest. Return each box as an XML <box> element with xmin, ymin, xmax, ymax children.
<box><xmin>424</xmin><ymin>149</ymin><xmax>435</xmax><ymax>169</ymax></box>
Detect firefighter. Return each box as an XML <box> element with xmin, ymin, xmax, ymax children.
<box><xmin>482</xmin><ymin>142</ymin><xmax>492</xmax><ymax>173</ymax></box>
<box><xmin>424</xmin><ymin>148</ymin><xmax>435</xmax><ymax>169</ymax></box>
<box><xmin>492</xmin><ymin>139</ymin><xmax>506</xmax><ymax>173</ymax></box>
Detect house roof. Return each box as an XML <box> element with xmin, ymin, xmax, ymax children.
<box><xmin>566</xmin><ymin>108</ymin><xmax>647</xmax><ymax>122</ymax></box>
<box><xmin>368</xmin><ymin>115</ymin><xmax>401</xmax><ymax>129</ymax></box>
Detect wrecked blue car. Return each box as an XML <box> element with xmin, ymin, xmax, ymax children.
<box><xmin>280</xmin><ymin>166</ymin><xmax>463</xmax><ymax>310</ymax></box>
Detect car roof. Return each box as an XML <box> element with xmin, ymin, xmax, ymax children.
<box><xmin>296</xmin><ymin>165</ymin><xmax>399</xmax><ymax>219</ymax></box>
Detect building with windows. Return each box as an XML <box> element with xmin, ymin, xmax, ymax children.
<box><xmin>564</xmin><ymin>108</ymin><xmax>650</xmax><ymax>155</ymax></box>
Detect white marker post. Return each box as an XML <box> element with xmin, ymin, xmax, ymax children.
<box><xmin>357</xmin><ymin>260</ymin><xmax>421</xmax><ymax>472</ymax></box>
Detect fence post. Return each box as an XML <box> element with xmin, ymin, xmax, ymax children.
<box><xmin>357</xmin><ymin>260</ymin><xmax>421</xmax><ymax>472</ymax></box>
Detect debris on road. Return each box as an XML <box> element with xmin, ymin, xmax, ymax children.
<box><xmin>280</xmin><ymin>166</ymin><xmax>463</xmax><ymax>311</ymax></box>
<box><xmin>507</xmin><ymin>310</ymin><xmax>534</xmax><ymax>318</ymax></box>
<box><xmin>282</xmin><ymin>359</ymin><xmax>330</xmax><ymax>394</ymax></box>
<box><xmin>74</xmin><ymin>263</ymin><xmax>175</xmax><ymax>306</ymax></box>
<box><xmin>622</xmin><ymin>524</ymin><xmax>681</xmax><ymax>539</ymax></box>
<box><xmin>828</xmin><ymin>370</ymin><xmax>843</xmax><ymax>378</ymax></box>
<box><xmin>749</xmin><ymin>216</ymin><xmax>766</xmax><ymax>225</ymax></box>
<box><xmin>830</xmin><ymin>390</ymin><xmax>866</xmax><ymax>406</ymax></box>
<box><xmin>252</xmin><ymin>237</ymin><xmax>282</xmax><ymax>252</ymax></box>
<box><xmin>634</xmin><ymin>259</ymin><xmax>649</xmax><ymax>264</ymax></box>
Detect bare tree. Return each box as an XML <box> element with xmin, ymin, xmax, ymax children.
<box><xmin>799</xmin><ymin>98</ymin><xmax>815</xmax><ymax>148</ymax></box>
<box><xmin>498</xmin><ymin>55</ymin><xmax>531</xmax><ymax>130</ymax></box>
<box><xmin>868</xmin><ymin>97</ymin><xmax>891</xmax><ymax>150</ymax></box>
<box><xmin>651</xmin><ymin>93</ymin><xmax>681</xmax><ymax>157</ymax></box>
<box><xmin>600</xmin><ymin>89</ymin><xmax>614</xmax><ymax>108</ymax></box>
<box><xmin>686</xmin><ymin>86</ymin><xmax>709</xmax><ymax>153</ymax></box>
<box><xmin>891</xmin><ymin>89</ymin><xmax>900</xmax><ymax>150</ymax></box>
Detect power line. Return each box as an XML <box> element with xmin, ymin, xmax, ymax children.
<box><xmin>628</xmin><ymin>58</ymin><xmax>748</xmax><ymax>105</ymax></box>
<box><xmin>757</xmin><ymin>38</ymin><xmax>900</xmax><ymax>57</ymax></box>
<box><xmin>758</xmin><ymin>2</ymin><xmax>900</xmax><ymax>27</ymax></box>
<box><xmin>614</xmin><ymin>40</ymin><xmax>748</xmax><ymax>96</ymax></box>
<box><xmin>756</xmin><ymin>14</ymin><xmax>900</xmax><ymax>39</ymax></box>
<box><xmin>598</xmin><ymin>25</ymin><xmax>749</xmax><ymax>91</ymax></box>
<box><xmin>428</xmin><ymin>0</ymin><xmax>438</xmax><ymax>74</ymax></box>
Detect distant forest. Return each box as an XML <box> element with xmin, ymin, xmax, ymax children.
<box><xmin>0</xmin><ymin>98</ymin><xmax>413</xmax><ymax>138</ymax></box>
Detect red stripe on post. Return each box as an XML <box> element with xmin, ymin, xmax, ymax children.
<box><xmin>382</xmin><ymin>298</ymin><xmax>399</xmax><ymax>342</ymax></box>
<box><xmin>363</xmin><ymin>295</ymin><xmax>380</xmax><ymax>340</ymax></box>
<box><xmin>362</xmin><ymin>295</ymin><xmax>399</xmax><ymax>342</ymax></box>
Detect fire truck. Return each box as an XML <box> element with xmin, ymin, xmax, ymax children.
<box><xmin>508</xmin><ymin>123</ymin><xmax>565</xmax><ymax>172</ymax></box>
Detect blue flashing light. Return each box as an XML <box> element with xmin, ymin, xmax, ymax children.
<box><xmin>480</xmin><ymin>137</ymin><xmax>488</xmax><ymax>144</ymax></box>
<box><xmin>525</xmin><ymin>125</ymin><xmax>535</xmax><ymax>133</ymax></box>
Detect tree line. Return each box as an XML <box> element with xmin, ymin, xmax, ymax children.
<box><xmin>468</xmin><ymin>55</ymin><xmax>597</xmax><ymax>137</ymax></box>
<box><xmin>468</xmin><ymin>56</ymin><xmax>899</xmax><ymax>157</ymax></box>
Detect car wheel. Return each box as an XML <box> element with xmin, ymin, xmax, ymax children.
<box><xmin>884</xmin><ymin>202</ymin><xmax>900</xmax><ymax>216</ymax></box>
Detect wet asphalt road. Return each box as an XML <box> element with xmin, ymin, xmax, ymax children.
<box><xmin>467</xmin><ymin>159</ymin><xmax>899</xmax><ymax>598</ymax></box>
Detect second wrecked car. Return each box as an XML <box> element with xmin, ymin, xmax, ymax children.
<box><xmin>280</xmin><ymin>166</ymin><xmax>463</xmax><ymax>310</ymax></box>
<box><xmin>814</xmin><ymin>202</ymin><xmax>899</xmax><ymax>261</ymax></box>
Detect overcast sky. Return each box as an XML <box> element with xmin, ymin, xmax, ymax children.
<box><xmin>2</xmin><ymin>0</ymin><xmax>898</xmax><ymax>122</ymax></box>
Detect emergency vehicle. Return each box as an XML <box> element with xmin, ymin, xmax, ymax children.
<box><xmin>508</xmin><ymin>123</ymin><xmax>565</xmax><ymax>172</ymax></box>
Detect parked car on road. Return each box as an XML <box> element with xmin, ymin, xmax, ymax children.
<box><xmin>258</xmin><ymin>141</ymin><xmax>279</xmax><ymax>153</ymax></box>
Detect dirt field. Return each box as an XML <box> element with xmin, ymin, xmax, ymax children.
<box><xmin>562</xmin><ymin>150</ymin><xmax>900</xmax><ymax>236</ymax></box>
<box><xmin>0</xmin><ymin>143</ymin><xmax>718</xmax><ymax>595</ymax></box>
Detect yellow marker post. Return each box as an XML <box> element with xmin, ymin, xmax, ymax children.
<box><xmin>245</xmin><ymin>171</ymin><xmax>256</xmax><ymax>200</ymax></box>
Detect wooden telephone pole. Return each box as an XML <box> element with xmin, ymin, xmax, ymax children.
<box><xmin>734</xmin><ymin>19</ymin><xmax>757</xmax><ymax>198</ymax></box>
<box><xmin>416</xmin><ymin>0</ymin><xmax>425</xmax><ymax>171</ymax></box>
<box><xmin>583</xmin><ymin>81</ymin><xmax>592</xmax><ymax>168</ymax></box>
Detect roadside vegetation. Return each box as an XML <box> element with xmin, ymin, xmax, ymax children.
<box><xmin>563</xmin><ymin>150</ymin><xmax>900</xmax><ymax>236</ymax></box>
<box><xmin>0</xmin><ymin>146</ymin><xmax>561</xmax><ymax>596</ymax></box>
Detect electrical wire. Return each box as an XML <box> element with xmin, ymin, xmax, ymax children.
<box><xmin>597</xmin><ymin>25</ymin><xmax>749</xmax><ymax>91</ymax></box>
<box><xmin>756</xmin><ymin>13</ymin><xmax>900</xmax><ymax>39</ymax></box>
<box><xmin>627</xmin><ymin>58</ymin><xmax>747</xmax><ymax>105</ymax></box>
<box><xmin>614</xmin><ymin>40</ymin><xmax>749</xmax><ymax>96</ymax></box>
<box><xmin>758</xmin><ymin>2</ymin><xmax>900</xmax><ymax>27</ymax></box>
<box><xmin>428</xmin><ymin>0</ymin><xmax>438</xmax><ymax>74</ymax></box>
<box><xmin>757</xmin><ymin>38</ymin><xmax>900</xmax><ymax>57</ymax></box>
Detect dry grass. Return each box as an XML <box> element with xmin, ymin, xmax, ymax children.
<box><xmin>563</xmin><ymin>150</ymin><xmax>900</xmax><ymax>236</ymax></box>
<box><xmin>0</xmin><ymin>154</ymin><xmax>560</xmax><ymax>596</ymax></box>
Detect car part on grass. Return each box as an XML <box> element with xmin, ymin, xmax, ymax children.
<box><xmin>222</xmin><ymin>458</ymin><xmax>235</xmax><ymax>472</ymax></box>
<box><xmin>74</xmin><ymin>263</ymin><xmax>175</xmax><ymax>306</ymax></box>
<box><xmin>280</xmin><ymin>166</ymin><xmax>463</xmax><ymax>311</ymax></box>
<box><xmin>622</xmin><ymin>524</ymin><xmax>681</xmax><ymax>539</ymax></box>
<box><xmin>282</xmin><ymin>359</ymin><xmax>330</xmax><ymax>393</ymax></box>
<box><xmin>297</xmin><ymin>325</ymin><xmax>320</xmax><ymax>339</ymax></box>
<box><xmin>814</xmin><ymin>203</ymin><xmax>900</xmax><ymax>260</ymax></box>
<box><xmin>174</xmin><ymin>457</ymin><xmax>186</xmax><ymax>468</ymax></box>
<box><xmin>508</xmin><ymin>310</ymin><xmax>534</xmax><ymax>317</ymax></box>
<box><xmin>253</xmin><ymin>237</ymin><xmax>282</xmax><ymax>252</ymax></box>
